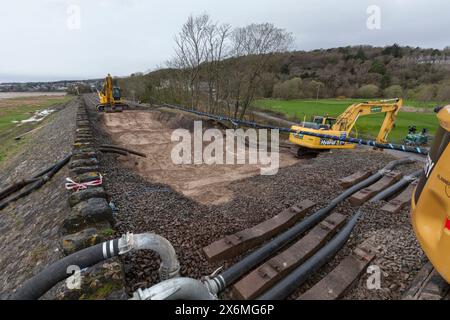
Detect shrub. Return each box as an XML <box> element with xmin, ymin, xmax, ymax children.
<box><xmin>383</xmin><ymin>85</ymin><xmax>403</xmax><ymax>98</ymax></box>
<box><xmin>272</xmin><ymin>77</ymin><xmax>302</xmax><ymax>99</ymax></box>
<box><xmin>435</xmin><ymin>81</ymin><xmax>450</xmax><ymax>101</ymax></box>
<box><xmin>356</xmin><ymin>84</ymin><xmax>379</xmax><ymax>98</ymax></box>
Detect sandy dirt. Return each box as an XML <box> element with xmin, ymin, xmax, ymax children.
<box><xmin>100</xmin><ymin>110</ymin><xmax>299</xmax><ymax>205</ymax></box>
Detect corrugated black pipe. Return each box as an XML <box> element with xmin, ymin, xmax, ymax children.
<box><xmin>257</xmin><ymin>169</ymin><xmax>419</xmax><ymax>300</ymax></box>
<box><xmin>215</xmin><ymin>157</ymin><xmax>415</xmax><ymax>290</ymax></box>
<box><xmin>10</xmin><ymin>239</ymin><xmax>119</xmax><ymax>300</ymax></box>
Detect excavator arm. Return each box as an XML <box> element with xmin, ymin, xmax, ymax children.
<box><xmin>98</xmin><ymin>74</ymin><xmax>113</xmax><ymax>105</ymax></box>
<box><xmin>96</xmin><ymin>74</ymin><xmax>127</xmax><ymax>112</ymax></box>
<box><xmin>332</xmin><ymin>99</ymin><xmax>403</xmax><ymax>143</ymax></box>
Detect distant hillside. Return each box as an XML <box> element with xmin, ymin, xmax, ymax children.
<box><xmin>118</xmin><ymin>44</ymin><xmax>450</xmax><ymax>104</ymax></box>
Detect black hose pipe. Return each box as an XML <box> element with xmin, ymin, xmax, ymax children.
<box><xmin>10</xmin><ymin>239</ymin><xmax>119</xmax><ymax>300</ymax></box>
<box><xmin>99</xmin><ymin>147</ymin><xmax>129</xmax><ymax>156</ymax></box>
<box><xmin>162</xmin><ymin>103</ymin><xmax>429</xmax><ymax>155</ymax></box>
<box><xmin>257</xmin><ymin>211</ymin><xmax>362</xmax><ymax>300</ymax></box>
<box><xmin>0</xmin><ymin>154</ymin><xmax>71</xmax><ymax>210</ymax></box>
<box><xmin>257</xmin><ymin>169</ymin><xmax>418</xmax><ymax>300</ymax></box>
<box><xmin>99</xmin><ymin>144</ymin><xmax>147</xmax><ymax>158</ymax></box>
<box><xmin>11</xmin><ymin>233</ymin><xmax>180</xmax><ymax>300</ymax></box>
<box><xmin>214</xmin><ymin>157</ymin><xmax>415</xmax><ymax>290</ymax></box>
<box><xmin>0</xmin><ymin>154</ymin><xmax>72</xmax><ymax>202</ymax></box>
<box><xmin>0</xmin><ymin>163</ymin><xmax>61</xmax><ymax>201</ymax></box>
<box><xmin>30</xmin><ymin>162</ymin><xmax>60</xmax><ymax>179</ymax></box>
<box><xmin>0</xmin><ymin>178</ymin><xmax>41</xmax><ymax>202</ymax></box>
<box><xmin>370</xmin><ymin>169</ymin><xmax>422</xmax><ymax>202</ymax></box>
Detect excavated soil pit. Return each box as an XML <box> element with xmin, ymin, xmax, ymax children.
<box><xmin>100</xmin><ymin>110</ymin><xmax>299</xmax><ymax>205</ymax></box>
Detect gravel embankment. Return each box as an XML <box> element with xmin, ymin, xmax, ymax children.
<box><xmin>0</xmin><ymin>98</ymin><xmax>77</xmax><ymax>298</ymax></box>
<box><xmin>85</xmin><ymin>96</ymin><xmax>425</xmax><ymax>299</ymax></box>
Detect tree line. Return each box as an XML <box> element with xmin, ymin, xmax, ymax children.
<box><xmin>119</xmin><ymin>14</ymin><xmax>293</xmax><ymax>118</ymax></box>
<box><xmin>118</xmin><ymin>15</ymin><xmax>450</xmax><ymax>117</ymax></box>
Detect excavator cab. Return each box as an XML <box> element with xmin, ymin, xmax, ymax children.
<box><xmin>313</xmin><ymin>116</ymin><xmax>336</xmax><ymax>129</ymax></box>
<box><xmin>412</xmin><ymin>105</ymin><xmax>450</xmax><ymax>283</ymax></box>
<box><xmin>112</xmin><ymin>87</ymin><xmax>122</xmax><ymax>101</ymax></box>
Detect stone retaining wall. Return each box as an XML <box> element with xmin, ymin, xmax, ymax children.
<box><xmin>58</xmin><ymin>99</ymin><xmax>126</xmax><ymax>300</ymax></box>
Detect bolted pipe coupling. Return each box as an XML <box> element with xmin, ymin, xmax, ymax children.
<box><xmin>131</xmin><ymin>277</ymin><xmax>217</xmax><ymax>300</ymax></box>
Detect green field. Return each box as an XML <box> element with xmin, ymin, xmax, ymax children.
<box><xmin>253</xmin><ymin>98</ymin><xmax>441</xmax><ymax>143</ymax></box>
<box><xmin>0</xmin><ymin>95</ymin><xmax>73</xmax><ymax>163</ymax></box>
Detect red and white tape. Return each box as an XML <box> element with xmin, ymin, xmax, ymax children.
<box><xmin>65</xmin><ymin>174</ymin><xmax>103</xmax><ymax>191</ymax></box>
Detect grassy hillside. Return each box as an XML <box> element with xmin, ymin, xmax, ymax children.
<box><xmin>253</xmin><ymin>98</ymin><xmax>440</xmax><ymax>143</ymax></box>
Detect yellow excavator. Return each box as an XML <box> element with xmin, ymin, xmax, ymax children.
<box><xmin>412</xmin><ymin>105</ymin><xmax>450</xmax><ymax>283</ymax></box>
<box><xmin>289</xmin><ymin>98</ymin><xmax>403</xmax><ymax>157</ymax></box>
<box><xmin>289</xmin><ymin>100</ymin><xmax>450</xmax><ymax>285</ymax></box>
<box><xmin>96</xmin><ymin>74</ymin><xmax>128</xmax><ymax>112</ymax></box>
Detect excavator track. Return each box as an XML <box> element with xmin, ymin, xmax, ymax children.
<box><xmin>290</xmin><ymin>145</ymin><xmax>319</xmax><ymax>159</ymax></box>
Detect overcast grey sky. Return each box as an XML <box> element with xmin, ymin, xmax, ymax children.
<box><xmin>1</xmin><ymin>0</ymin><xmax>449</xmax><ymax>83</ymax></box>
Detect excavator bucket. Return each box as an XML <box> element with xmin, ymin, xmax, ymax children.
<box><xmin>412</xmin><ymin>105</ymin><xmax>450</xmax><ymax>283</ymax></box>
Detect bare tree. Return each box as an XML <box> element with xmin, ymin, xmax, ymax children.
<box><xmin>167</xmin><ymin>17</ymin><xmax>293</xmax><ymax>118</ymax></box>
<box><xmin>173</xmin><ymin>14</ymin><xmax>211</xmax><ymax>108</ymax></box>
<box><xmin>205</xmin><ymin>22</ymin><xmax>231</xmax><ymax>113</ymax></box>
<box><xmin>228</xmin><ymin>23</ymin><xmax>294</xmax><ymax>119</ymax></box>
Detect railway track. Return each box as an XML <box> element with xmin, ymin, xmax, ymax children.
<box><xmin>80</xmin><ymin>94</ymin><xmax>430</xmax><ymax>300</ymax></box>
<box><xmin>200</xmin><ymin>164</ymin><xmax>421</xmax><ymax>300</ymax></box>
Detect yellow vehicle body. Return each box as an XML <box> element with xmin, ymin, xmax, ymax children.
<box><xmin>96</xmin><ymin>74</ymin><xmax>128</xmax><ymax>112</ymax></box>
<box><xmin>290</xmin><ymin>127</ymin><xmax>355</xmax><ymax>150</ymax></box>
<box><xmin>412</xmin><ymin>105</ymin><xmax>450</xmax><ymax>282</ymax></box>
<box><xmin>289</xmin><ymin>99</ymin><xmax>403</xmax><ymax>152</ymax></box>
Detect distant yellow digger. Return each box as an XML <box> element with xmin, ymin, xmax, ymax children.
<box><xmin>96</xmin><ymin>74</ymin><xmax>128</xmax><ymax>112</ymax></box>
<box><xmin>289</xmin><ymin>99</ymin><xmax>403</xmax><ymax>157</ymax></box>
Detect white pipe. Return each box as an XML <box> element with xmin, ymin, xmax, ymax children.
<box><xmin>131</xmin><ymin>277</ymin><xmax>216</xmax><ymax>300</ymax></box>
<box><xmin>118</xmin><ymin>233</ymin><xmax>180</xmax><ymax>280</ymax></box>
